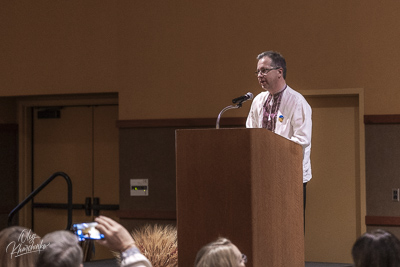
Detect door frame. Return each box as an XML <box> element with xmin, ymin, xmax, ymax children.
<box><xmin>300</xmin><ymin>87</ymin><xmax>366</xmax><ymax>237</ymax></box>
<box><xmin>17</xmin><ymin>93</ymin><xmax>118</xmax><ymax>228</ymax></box>
<box><xmin>300</xmin><ymin>88</ymin><xmax>365</xmax><ymax>263</ymax></box>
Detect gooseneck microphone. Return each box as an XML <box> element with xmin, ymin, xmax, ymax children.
<box><xmin>232</xmin><ymin>92</ymin><xmax>254</xmax><ymax>104</ymax></box>
<box><xmin>216</xmin><ymin>92</ymin><xmax>254</xmax><ymax>129</ymax></box>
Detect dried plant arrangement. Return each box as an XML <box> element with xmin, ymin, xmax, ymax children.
<box><xmin>114</xmin><ymin>224</ymin><xmax>178</xmax><ymax>267</ymax></box>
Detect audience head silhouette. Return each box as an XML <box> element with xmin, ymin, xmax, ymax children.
<box><xmin>194</xmin><ymin>237</ymin><xmax>246</xmax><ymax>267</ymax></box>
<box><xmin>36</xmin><ymin>230</ymin><xmax>83</xmax><ymax>267</ymax></box>
<box><xmin>352</xmin><ymin>229</ymin><xmax>400</xmax><ymax>267</ymax></box>
<box><xmin>0</xmin><ymin>226</ymin><xmax>41</xmax><ymax>267</ymax></box>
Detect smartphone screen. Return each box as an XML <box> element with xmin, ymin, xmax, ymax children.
<box><xmin>72</xmin><ymin>222</ymin><xmax>104</xmax><ymax>241</ymax></box>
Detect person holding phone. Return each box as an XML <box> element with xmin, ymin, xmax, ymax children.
<box><xmin>95</xmin><ymin>216</ymin><xmax>152</xmax><ymax>267</ymax></box>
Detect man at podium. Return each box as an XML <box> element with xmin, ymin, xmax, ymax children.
<box><xmin>246</xmin><ymin>50</ymin><xmax>312</xmax><ymax>216</ymax></box>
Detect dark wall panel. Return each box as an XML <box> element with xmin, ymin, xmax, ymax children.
<box><xmin>365</xmin><ymin>124</ymin><xmax>400</xmax><ymax>217</ymax></box>
<box><xmin>119</xmin><ymin>127</ymin><xmax>177</xmax><ymax>230</ymax></box>
<box><xmin>0</xmin><ymin>124</ymin><xmax>18</xmax><ymax>230</ymax></box>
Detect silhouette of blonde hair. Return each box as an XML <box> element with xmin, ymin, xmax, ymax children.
<box><xmin>194</xmin><ymin>237</ymin><xmax>239</xmax><ymax>267</ymax></box>
<box><xmin>0</xmin><ymin>226</ymin><xmax>41</xmax><ymax>267</ymax></box>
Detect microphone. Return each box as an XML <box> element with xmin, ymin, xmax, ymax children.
<box><xmin>232</xmin><ymin>92</ymin><xmax>254</xmax><ymax>104</ymax></box>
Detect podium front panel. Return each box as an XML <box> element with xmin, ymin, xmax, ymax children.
<box><xmin>176</xmin><ymin>128</ymin><xmax>304</xmax><ymax>267</ymax></box>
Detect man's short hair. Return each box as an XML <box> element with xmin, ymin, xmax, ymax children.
<box><xmin>36</xmin><ymin>230</ymin><xmax>83</xmax><ymax>267</ymax></box>
<box><xmin>257</xmin><ymin>51</ymin><xmax>287</xmax><ymax>79</ymax></box>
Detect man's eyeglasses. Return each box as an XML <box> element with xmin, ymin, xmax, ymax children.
<box><xmin>254</xmin><ymin>67</ymin><xmax>279</xmax><ymax>76</ymax></box>
<box><xmin>241</xmin><ymin>254</ymin><xmax>248</xmax><ymax>264</ymax></box>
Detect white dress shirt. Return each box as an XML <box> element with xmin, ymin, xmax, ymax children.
<box><xmin>246</xmin><ymin>85</ymin><xmax>312</xmax><ymax>183</ymax></box>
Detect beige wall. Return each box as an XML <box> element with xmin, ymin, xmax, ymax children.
<box><xmin>1</xmin><ymin>1</ymin><xmax>400</xmax><ymax>118</ymax></box>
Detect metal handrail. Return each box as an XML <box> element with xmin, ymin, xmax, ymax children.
<box><xmin>8</xmin><ymin>172</ymin><xmax>72</xmax><ymax>230</ymax></box>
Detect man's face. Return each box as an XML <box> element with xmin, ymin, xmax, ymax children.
<box><xmin>256</xmin><ymin>56</ymin><xmax>280</xmax><ymax>92</ymax></box>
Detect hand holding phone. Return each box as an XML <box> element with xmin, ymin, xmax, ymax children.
<box><xmin>95</xmin><ymin>216</ymin><xmax>136</xmax><ymax>252</ymax></box>
<box><xmin>72</xmin><ymin>222</ymin><xmax>105</xmax><ymax>241</ymax></box>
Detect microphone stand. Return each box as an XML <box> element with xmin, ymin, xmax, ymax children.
<box><xmin>216</xmin><ymin>102</ymin><xmax>243</xmax><ymax>129</ymax></box>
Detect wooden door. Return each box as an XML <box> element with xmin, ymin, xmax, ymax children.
<box><xmin>32</xmin><ymin>105</ymin><xmax>119</xmax><ymax>260</ymax></box>
<box><xmin>303</xmin><ymin>94</ymin><xmax>360</xmax><ymax>263</ymax></box>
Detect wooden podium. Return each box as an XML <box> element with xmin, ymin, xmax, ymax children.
<box><xmin>176</xmin><ymin>128</ymin><xmax>304</xmax><ymax>267</ymax></box>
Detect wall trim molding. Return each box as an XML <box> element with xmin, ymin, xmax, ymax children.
<box><xmin>116</xmin><ymin>117</ymin><xmax>246</xmax><ymax>128</ymax></box>
<box><xmin>364</xmin><ymin>115</ymin><xmax>400</xmax><ymax>124</ymax></box>
<box><xmin>365</xmin><ymin>215</ymin><xmax>400</xmax><ymax>226</ymax></box>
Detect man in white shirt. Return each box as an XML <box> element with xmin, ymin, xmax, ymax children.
<box><xmin>246</xmin><ymin>51</ymin><xmax>312</xmax><ymax>219</ymax></box>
